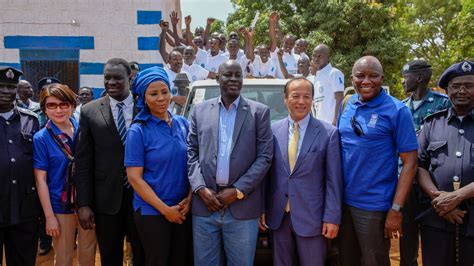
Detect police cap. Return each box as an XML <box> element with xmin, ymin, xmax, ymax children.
<box><xmin>402</xmin><ymin>60</ymin><xmax>431</xmax><ymax>74</ymax></box>
<box><xmin>0</xmin><ymin>66</ymin><xmax>22</xmax><ymax>84</ymax></box>
<box><xmin>38</xmin><ymin>77</ymin><xmax>62</xmax><ymax>91</ymax></box>
<box><xmin>438</xmin><ymin>60</ymin><xmax>474</xmax><ymax>90</ymax></box>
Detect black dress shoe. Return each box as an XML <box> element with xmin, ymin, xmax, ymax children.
<box><xmin>39</xmin><ymin>246</ymin><xmax>52</xmax><ymax>256</ymax></box>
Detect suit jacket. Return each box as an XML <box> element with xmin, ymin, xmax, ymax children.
<box><xmin>188</xmin><ymin>96</ymin><xmax>274</xmax><ymax>220</ymax></box>
<box><xmin>75</xmin><ymin>96</ymin><xmax>133</xmax><ymax>215</ymax></box>
<box><xmin>266</xmin><ymin>116</ymin><xmax>343</xmax><ymax>237</ymax></box>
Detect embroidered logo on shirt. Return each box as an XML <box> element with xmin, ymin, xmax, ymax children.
<box><xmin>368</xmin><ymin>113</ymin><xmax>378</xmax><ymax>128</ymax></box>
<box><xmin>339</xmin><ymin>77</ymin><xmax>343</xmax><ymax>84</ymax></box>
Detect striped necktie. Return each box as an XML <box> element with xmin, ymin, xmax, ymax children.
<box><xmin>117</xmin><ymin>102</ymin><xmax>130</xmax><ymax>188</ymax></box>
<box><xmin>286</xmin><ymin>121</ymin><xmax>299</xmax><ymax>212</ymax></box>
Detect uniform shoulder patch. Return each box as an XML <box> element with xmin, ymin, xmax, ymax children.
<box><xmin>17</xmin><ymin>106</ymin><xmax>39</xmax><ymax>119</ymax></box>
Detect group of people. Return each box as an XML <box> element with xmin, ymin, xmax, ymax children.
<box><xmin>159</xmin><ymin>11</ymin><xmax>345</xmax><ymax>126</ymax></box>
<box><xmin>0</xmin><ymin>10</ymin><xmax>473</xmax><ymax>266</ymax></box>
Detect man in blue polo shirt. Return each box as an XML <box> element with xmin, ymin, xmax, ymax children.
<box><xmin>337</xmin><ymin>56</ymin><xmax>418</xmax><ymax>266</ymax></box>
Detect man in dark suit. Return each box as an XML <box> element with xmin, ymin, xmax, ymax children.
<box><xmin>188</xmin><ymin>60</ymin><xmax>274</xmax><ymax>266</ymax></box>
<box><xmin>262</xmin><ymin>78</ymin><xmax>343</xmax><ymax>266</ymax></box>
<box><xmin>75</xmin><ymin>58</ymin><xmax>143</xmax><ymax>265</ymax></box>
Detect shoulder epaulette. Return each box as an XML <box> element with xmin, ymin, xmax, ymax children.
<box><xmin>424</xmin><ymin>108</ymin><xmax>448</xmax><ymax>121</ymax></box>
<box><xmin>431</xmin><ymin>91</ymin><xmax>448</xmax><ymax>98</ymax></box>
<box><xmin>17</xmin><ymin>106</ymin><xmax>39</xmax><ymax>119</ymax></box>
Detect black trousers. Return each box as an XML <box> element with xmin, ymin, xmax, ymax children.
<box><xmin>421</xmin><ymin>226</ymin><xmax>474</xmax><ymax>266</ymax></box>
<box><xmin>400</xmin><ymin>184</ymin><xmax>421</xmax><ymax>266</ymax></box>
<box><xmin>134</xmin><ymin>210</ymin><xmax>193</xmax><ymax>266</ymax></box>
<box><xmin>338</xmin><ymin>205</ymin><xmax>390</xmax><ymax>266</ymax></box>
<box><xmin>0</xmin><ymin>219</ymin><xmax>38</xmax><ymax>266</ymax></box>
<box><xmin>95</xmin><ymin>187</ymin><xmax>144</xmax><ymax>266</ymax></box>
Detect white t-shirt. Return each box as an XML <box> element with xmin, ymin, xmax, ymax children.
<box><xmin>182</xmin><ymin>63</ymin><xmax>209</xmax><ymax>82</ymax></box>
<box><xmin>224</xmin><ymin>54</ymin><xmax>250</xmax><ymax>76</ymax></box>
<box><xmin>203</xmin><ymin>52</ymin><xmax>227</xmax><ymax>73</ymax></box>
<box><xmin>194</xmin><ymin>48</ymin><xmax>208</xmax><ymax>68</ymax></box>
<box><xmin>250</xmin><ymin>55</ymin><xmax>276</xmax><ymax>78</ymax></box>
<box><xmin>271</xmin><ymin>48</ymin><xmax>300</xmax><ymax>79</ymax></box>
<box><xmin>312</xmin><ymin>63</ymin><xmax>344</xmax><ymax>123</ymax></box>
<box><xmin>223</xmin><ymin>49</ymin><xmax>245</xmax><ymax>61</ymax></box>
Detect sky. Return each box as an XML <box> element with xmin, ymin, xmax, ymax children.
<box><xmin>181</xmin><ymin>0</ymin><xmax>235</xmax><ymax>31</ymax></box>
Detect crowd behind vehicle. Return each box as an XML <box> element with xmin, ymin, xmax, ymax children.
<box><xmin>0</xmin><ymin>9</ymin><xmax>473</xmax><ymax>266</ymax></box>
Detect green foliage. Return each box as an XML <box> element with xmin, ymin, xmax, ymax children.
<box><xmin>227</xmin><ymin>0</ymin><xmax>408</xmax><ymax>99</ymax></box>
<box><xmin>225</xmin><ymin>0</ymin><xmax>473</xmax><ymax>99</ymax></box>
<box><xmin>395</xmin><ymin>0</ymin><xmax>474</xmax><ymax>88</ymax></box>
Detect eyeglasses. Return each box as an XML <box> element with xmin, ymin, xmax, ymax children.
<box><xmin>351</xmin><ymin>116</ymin><xmax>364</xmax><ymax>136</ymax></box>
<box><xmin>45</xmin><ymin>102</ymin><xmax>71</xmax><ymax>110</ymax></box>
<box><xmin>448</xmin><ymin>83</ymin><xmax>474</xmax><ymax>92</ymax></box>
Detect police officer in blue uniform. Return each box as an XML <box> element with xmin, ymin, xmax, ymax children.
<box><xmin>399</xmin><ymin>59</ymin><xmax>450</xmax><ymax>266</ymax></box>
<box><xmin>417</xmin><ymin>60</ymin><xmax>474</xmax><ymax>266</ymax></box>
<box><xmin>0</xmin><ymin>66</ymin><xmax>40</xmax><ymax>265</ymax></box>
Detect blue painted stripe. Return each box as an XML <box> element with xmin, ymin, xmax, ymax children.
<box><xmin>92</xmin><ymin>88</ymin><xmax>105</xmax><ymax>99</ymax></box>
<box><xmin>4</xmin><ymin>36</ymin><xmax>94</xmax><ymax>49</ymax></box>
<box><xmin>20</xmin><ymin>49</ymin><xmax>79</xmax><ymax>61</ymax></box>
<box><xmin>0</xmin><ymin>62</ymin><xmax>21</xmax><ymax>69</ymax></box>
<box><xmin>140</xmin><ymin>63</ymin><xmax>164</xmax><ymax>70</ymax></box>
<box><xmin>137</xmin><ymin>11</ymin><xmax>162</xmax><ymax>24</ymax></box>
<box><xmin>137</xmin><ymin>37</ymin><xmax>160</xmax><ymax>50</ymax></box>
<box><xmin>80</xmin><ymin>63</ymin><xmax>104</xmax><ymax>75</ymax></box>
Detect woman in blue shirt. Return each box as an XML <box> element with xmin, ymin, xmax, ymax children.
<box><xmin>33</xmin><ymin>84</ymin><xmax>96</xmax><ymax>265</ymax></box>
<box><xmin>125</xmin><ymin>66</ymin><xmax>192</xmax><ymax>265</ymax></box>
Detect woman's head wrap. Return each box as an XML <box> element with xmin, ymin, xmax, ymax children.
<box><xmin>132</xmin><ymin>66</ymin><xmax>171</xmax><ymax>122</ymax></box>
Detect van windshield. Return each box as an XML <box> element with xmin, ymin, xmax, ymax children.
<box><xmin>184</xmin><ymin>85</ymin><xmax>289</xmax><ymax>123</ymax></box>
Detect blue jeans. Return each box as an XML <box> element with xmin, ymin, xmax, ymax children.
<box><xmin>193</xmin><ymin>209</ymin><xmax>259</xmax><ymax>266</ymax></box>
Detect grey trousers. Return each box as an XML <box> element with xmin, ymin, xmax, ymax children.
<box><xmin>338</xmin><ymin>204</ymin><xmax>390</xmax><ymax>266</ymax></box>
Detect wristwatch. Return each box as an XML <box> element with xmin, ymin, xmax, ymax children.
<box><xmin>391</xmin><ymin>203</ymin><xmax>402</xmax><ymax>212</ymax></box>
<box><xmin>235</xmin><ymin>188</ymin><xmax>244</xmax><ymax>200</ymax></box>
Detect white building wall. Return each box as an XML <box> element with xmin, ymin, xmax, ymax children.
<box><xmin>0</xmin><ymin>0</ymin><xmax>181</xmax><ymax>92</ymax></box>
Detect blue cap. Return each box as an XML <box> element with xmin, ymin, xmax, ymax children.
<box><xmin>38</xmin><ymin>77</ymin><xmax>62</xmax><ymax>91</ymax></box>
<box><xmin>438</xmin><ymin>60</ymin><xmax>473</xmax><ymax>90</ymax></box>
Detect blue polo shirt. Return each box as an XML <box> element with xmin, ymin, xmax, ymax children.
<box><xmin>33</xmin><ymin>118</ymin><xmax>78</xmax><ymax>214</ymax></box>
<box><xmin>124</xmin><ymin>114</ymin><xmax>190</xmax><ymax>215</ymax></box>
<box><xmin>338</xmin><ymin>90</ymin><xmax>418</xmax><ymax>211</ymax></box>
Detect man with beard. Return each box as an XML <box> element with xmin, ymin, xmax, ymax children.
<box><xmin>0</xmin><ymin>67</ymin><xmax>40</xmax><ymax>265</ymax></box>
<box><xmin>188</xmin><ymin>60</ymin><xmax>273</xmax><ymax>266</ymax></box>
<box><xmin>399</xmin><ymin>59</ymin><xmax>449</xmax><ymax>266</ymax></box>
<box><xmin>338</xmin><ymin>56</ymin><xmax>418</xmax><ymax>266</ymax></box>
<box><xmin>75</xmin><ymin>58</ymin><xmax>144</xmax><ymax>266</ymax></box>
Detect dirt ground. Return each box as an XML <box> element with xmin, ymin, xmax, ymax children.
<box><xmin>30</xmin><ymin>239</ymin><xmax>421</xmax><ymax>266</ymax></box>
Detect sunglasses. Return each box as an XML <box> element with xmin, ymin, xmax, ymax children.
<box><xmin>351</xmin><ymin>116</ymin><xmax>364</xmax><ymax>136</ymax></box>
<box><xmin>45</xmin><ymin>102</ymin><xmax>71</xmax><ymax>110</ymax></box>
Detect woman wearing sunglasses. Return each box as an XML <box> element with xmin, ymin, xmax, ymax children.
<box><xmin>33</xmin><ymin>84</ymin><xmax>96</xmax><ymax>265</ymax></box>
<box><xmin>125</xmin><ymin>67</ymin><xmax>192</xmax><ymax>266</ymax></box>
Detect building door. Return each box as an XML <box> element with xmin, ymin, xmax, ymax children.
<box><xmin>20</xmin><ymin>49</ymin><xmax>79</xmax><ymax>101</ymax></box>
